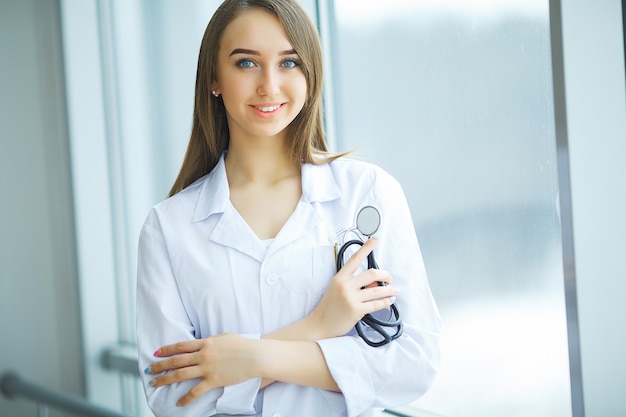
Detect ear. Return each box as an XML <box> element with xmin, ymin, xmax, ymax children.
<box><xmin>210</xmin><ymin>82</ymin><xmax>220</xmax><ymax>96</ymax></box>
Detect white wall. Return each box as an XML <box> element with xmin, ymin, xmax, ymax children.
<box><xmin>0</xmin><ymin>0</ymin><xmax>83</xmax><ymax>416</ymax></box>
<box><xmin>560</xmin><ymin>0</ymin><xmax>626</xmax><ymax>416</ymax></box>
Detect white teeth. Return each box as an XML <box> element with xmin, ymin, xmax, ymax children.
<box><xmin>256</xmin><ymin>104</ymin><xmax>280</xmax><ymax>112</ymax></box>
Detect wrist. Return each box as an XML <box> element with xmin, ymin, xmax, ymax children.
<box><xmin>249</xmin><ymin>338</ymin><xmax>266</xmax><ymax>379</ymax></box>
<box><xmin>254</xmin><ymin>338</ymin><xmax>277</xmax><ymax>380</ymax></box>
<box><xmin>250</xmin><ymin>339</ymin><xmax>340</xmax><ymax>391</ymax></box>
<box><xmin>304</xmin><ymin>308</ymin><xmax>327</xmax><ymax>340</ymax></box>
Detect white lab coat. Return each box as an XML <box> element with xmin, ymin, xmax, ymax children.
<box><xmin>136</xmin><ymin>154</ymin><xmax>441</xmax><ymax>417</ymax></box>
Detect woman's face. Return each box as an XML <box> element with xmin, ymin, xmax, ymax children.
<box><xmin>212</xmin><ymin>8</ymin><xmax>307</xmax><ymax>144</ymax></box>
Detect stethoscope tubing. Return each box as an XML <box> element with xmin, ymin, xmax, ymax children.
<box><xmin>335</xmin><ymin>239</ymin><xmax>403</xmax><ymax>347</ymax></box>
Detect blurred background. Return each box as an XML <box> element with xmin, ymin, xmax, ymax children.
<box><xmin>1</xmin><ymin>0</ymin><xmax>624</xmax><ymax>416</ymax></box>
<box><xmin>332</xmin><ymin>2</ymin><xmax>567</xmax><ymax>416</ymax></box>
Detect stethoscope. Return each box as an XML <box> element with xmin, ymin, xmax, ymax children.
<box><xmin>335</xmin><ymin>206</ymin><xmax>403</xmax><ymax>347</ymax></box>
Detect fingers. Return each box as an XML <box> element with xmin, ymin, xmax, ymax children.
<box><xmin>148</xmin><ymin>362</ymin><xmax>202</xmax><ymax>388</ymax></box>
<box><xmin>144</xmin><ymin>334</ymin><xmax>255</xmax><ymax>407</ymax></box>
<box><xmin>354</xmin><ymin>268</ymin><xmax>392</xmax><ymax>288</ymax></box>
<box><xmin>339</xmin><ymin>238</ymin><xmax>379</xmax><ymax>276</ymax></box>
<box><xmin>363</xmin><ymin>296</ymin><xmax>395</xmax><ymax>314</ymax></box>
<box><xmin>144</xmin><ymin>340</ymin><xmax>204</xmax><ymax>378</ymax></box>
<box><xmin>335</xmin><ymin>243</ymin><xmax>398</xmax><ymax>315</ymax></box>
<box><xmin>358</xmin><ymin>282</ymin><xmax>398</xmax><ymax>300</ymax></box>
<box><xmin>338</xmin><ymin>239</ymin><xmax>392</xmax><ymax>286</ymax></box>
<box><xmin>147</xmin><ymin>367</ymin><xmax>215</xmax><ymax>408</ymax></box>
<box><xmin>176</xmin><ymin>380</ymin><xmax>213</xmax><ymax>407</ymax></box>
<box><xmin>352</xmin><ymin>270</ymin><xmax>398</xmax><ymax>315</ymax></box>
<box><xmin>145</xmin><ymin>351</ymin><xmax>198</xmax><ymax>375</ymax></box>
<box><xmin>153</xmin><ymin>339</ymin><xmax>203</xmax><ymax>358</ymax></box>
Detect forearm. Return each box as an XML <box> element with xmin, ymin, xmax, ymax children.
<box><xmin>258</xmin><ymin>314</ymin><xmax>334</xmax><ymax>389</ymax></box>
<box><xmin>255</xmin><ymin>339</ymin><xmax>340</xmax><ymax>392</ymax></box>
<box><xmin>263</xmin><ymin>312</ymin><xmax>326</xmax><ymax>341</ymax></box>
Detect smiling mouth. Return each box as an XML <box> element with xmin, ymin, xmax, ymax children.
<box><xmin>254</xmin><ymin>104</ymin><xmax>282</xmax><ymax>112</ymax></box>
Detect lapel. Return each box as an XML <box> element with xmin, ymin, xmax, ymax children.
<box><xmin>211</xmin><ymin>203</ymin><xmax>267</xmax><ymax>262</ymax></box>
<box><xmin>266</xmin><ymin>161</ymin><xmax>343</xmax><ymax>255</ymax></box>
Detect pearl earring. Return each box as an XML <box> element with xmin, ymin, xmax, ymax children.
<box><xmin>212</xmin><ymin>90</ymin><xmax>220</xmax><ymax>97</ymax></box>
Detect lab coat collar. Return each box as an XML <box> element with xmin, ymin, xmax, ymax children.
<box><xmin>192</xmin><ymin>154</ymin><xmax>230</xmax><ymax>223</ymax></box>
<box><xmin>269</xmin><ymin>164</ymin><xmax>341</xmax><ymax>257</ymax></box>
<box><xmin>301</xmin><ymin>159</ymin><xmax>342</xmax><ymax>204</ymax></box>
<box><xmin>193</xmin><ymin>154</ymin><xmax>342</xmax><ymax>222</ymax></box>
<box><xmin>191</xmin><ymin>153</ymin><xmax>342</xmax><ymax>262</ymax></box>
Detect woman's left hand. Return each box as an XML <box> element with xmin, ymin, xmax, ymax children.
<box><xmin>145</xmin><ymin>333</ymin><xmax>259</xmax><ymax>407</ymax></box>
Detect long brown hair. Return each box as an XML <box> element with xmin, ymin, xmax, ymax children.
<box><xmin>169</xmin><ymin>0</ymin><xmax>343</xmax><ymax>197</ymax></box>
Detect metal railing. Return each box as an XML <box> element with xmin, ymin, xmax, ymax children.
<box><xmin>0</xmin><ymin>372</ymin><xmax>130</xmax><ymax>417</ymax></box>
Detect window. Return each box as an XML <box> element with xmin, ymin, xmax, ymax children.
<box><xmin>330</xmin><ymin>1</ymin><xmax>571</xmax><ymax>416</ymax></box>
<box><xmin>61</xmin><ymin>1</ymin><xmax>223</xmax><ymax>415</ymax></box>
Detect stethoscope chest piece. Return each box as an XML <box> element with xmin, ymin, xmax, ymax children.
<box><xmin>356</xmin><ymin>206</ymin><xmax>381</xmax><ymax>237</ymax></box>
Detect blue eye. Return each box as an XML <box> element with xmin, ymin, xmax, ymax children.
<box><xmin>236</xmin><ymin>59</ymin><xmax>256</xmax><ymax>68</ymax></box>
<box><xmin>281</xmin><ymin>59</ymin><xmax>300</xmax><ymax>69</ymax></box>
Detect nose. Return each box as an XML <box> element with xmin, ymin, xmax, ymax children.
<box><xmin>257</xmin><ymin>67</ymin><xmax>280</xmax><ymax>97</ymax></box>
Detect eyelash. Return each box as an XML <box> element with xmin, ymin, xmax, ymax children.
<box><xmin>281</xmin><ymin>58</ymin><xmax>301</xmax><ymax>69</ymax></box>
<box><xmin>236</xmin><ymin>59</ymin><xmax>256</xmax><ymax>69</ymax></box>
<box><xmin>235</xmin><ymin>58</ymin><xmax>301</xmax><ymax>69</ymax></box>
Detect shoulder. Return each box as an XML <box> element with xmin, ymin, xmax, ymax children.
<box><xmin>159</xmin><ymin>174</ymin><xmax>207</xmax><ymax>210</ymax></box>
<box><xmin>144</xmin><ymin>173</ymin><xmax>211</xmax><ymax>228</ymax></box>
<box><xmin>327</xmin><ymin>156</ymin><xmax>402</xmax><ymax>191</ymax></box>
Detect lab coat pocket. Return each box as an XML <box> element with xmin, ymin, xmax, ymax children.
<box><xmin>278</xmin><ymin>244</ymin><xmax>336</xmax><ymax>319</ymax></box>
<box><xmin>311</xmin><ymin>245</ymin><xmax>337</xmax><ymax>307</ymax></box>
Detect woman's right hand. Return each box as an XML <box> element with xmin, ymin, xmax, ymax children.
<box><xmin>257</xmin><ymin>238</ymin><xmax>397</xmax><ymax>389</ymax></box>
<box><xmin>308</xmin><ymin>238</ymin><xmax>399</xmax><ymax>339</ymax></box>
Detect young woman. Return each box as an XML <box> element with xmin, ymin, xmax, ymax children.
<box><xmin>136</xmin><ymin>0</ymin><xmax>441</xmax><ymax>416</ymax></box>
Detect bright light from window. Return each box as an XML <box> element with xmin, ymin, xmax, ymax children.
<box><xmin>335</xmin><ymin>0</ymin><xmax>547</xmax><ymax>23</ymax></box>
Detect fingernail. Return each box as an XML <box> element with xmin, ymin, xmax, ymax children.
<box><xmin>153</xmin><ymin>349</ymin><xmax>162</xmax><ymax>357</ymax></box>
<box><xmin>144</xmin><ymin>366</ymin><xmax>151</xmax><ymax>374</ymax></box>
<box><xmin>176</xmin><ymin>400</ymin><xmax>183</xmax><ymax>407</ymax></box>
<box><xmin>149</xmin><ymin>379</ymin><xmax>157</xmax><ymax>387</ymax></box>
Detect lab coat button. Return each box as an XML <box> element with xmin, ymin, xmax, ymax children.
<box><xmin>265</xmin><ymin>273</ymin><xmax>278</xmax><ymax>285</ymax></box>
<box><xmin>272</xmin><ymin>413</ymin><xmax>281</xmax><ymax>417</ymax></box>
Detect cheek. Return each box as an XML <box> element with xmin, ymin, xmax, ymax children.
<box><xmin>221</xmin><ymin>75</ymin><xmax>247</xmax><ymax>99</ymax></box>
<box><xmin>220</xmin><ymin>79</ymin><xmax>252</xmax><ymax>116</ymax></box>
<box><xmin>298</xmin><ymin>73</ymin><xmax>308</xmax><ymax>94</ymax></box>
<box><xmin>293</xmin><ymin>74</ymin><xmax>308</xmax><ymax>106</ymax></box>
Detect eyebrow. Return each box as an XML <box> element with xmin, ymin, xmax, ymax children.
<box><xmin>229</xmin><ymin>48</ymin><xmax>297</xmax><ymax>56</ymax></box>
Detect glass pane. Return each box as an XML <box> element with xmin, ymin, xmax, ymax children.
<box><xmin>332</xmin><ymin>1</ymin><xmax>572</xmax><ymax>416</ymax></box>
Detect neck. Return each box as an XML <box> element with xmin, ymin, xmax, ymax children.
<box><xmin>225</xmin><ymin>140</ymin><xmax>299</xmax><ymax>186</ymax></box>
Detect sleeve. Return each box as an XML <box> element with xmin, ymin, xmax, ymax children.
<box><xmin>136</xmin><ymin>209</ymin><xmax>261</xmax><ymax>417</ymax></box>
<box><xmin>316</xmin><ymin>172</ymin><xmax>442</xmax><ymax>417</ymax></box>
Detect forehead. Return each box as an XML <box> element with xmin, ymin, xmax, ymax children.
<box><xmin>220</xmin><ymin>8</ymin><xmax>294</xmax><ymax>54</ymax></box>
